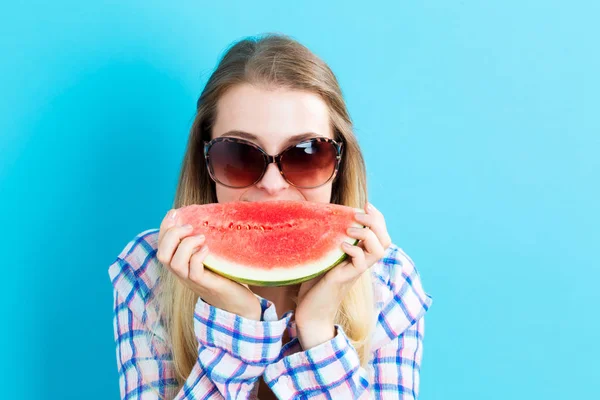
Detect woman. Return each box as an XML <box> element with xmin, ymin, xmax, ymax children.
<box><xmin>109</xmin><ymin>33</ymin><xmax>433</xmax><ymax>400</ymax></box>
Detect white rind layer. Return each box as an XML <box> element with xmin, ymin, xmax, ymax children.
<box><xmin>203</xmin><ymin>219</ymin><xmax>362</xmax><ymax>284</ymax></box>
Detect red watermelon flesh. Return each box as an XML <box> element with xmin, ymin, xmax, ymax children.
<box><xmin>175</xmin><ymin>200</ymin><xmax>363</xmax><ymax>286</ymax></box>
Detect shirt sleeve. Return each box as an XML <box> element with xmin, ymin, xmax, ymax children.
<box><xmin>261</xmin><ymin>245</ymin><xmax>433</xmax><ymax>399</ymax></box>
<box><xmin>262</xmin><ymin>324</ymin><xmax>370</xmax><ymax>399</ymax></box>
<box><xmin>110</xmin><ymin>258</ymin><xmax>291</xmax><ymax>400</ymax></box>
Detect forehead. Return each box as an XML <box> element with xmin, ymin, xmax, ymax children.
<box><xmin>212</xmin><ymin>83</ymin><xmax>333</xmax><ymax>150</ymax></box>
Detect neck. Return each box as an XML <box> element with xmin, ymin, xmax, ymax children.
<box><xmin>249</xmin><ymin>284</ymin><xmax>300</xmax><ymax>317</ymax></box>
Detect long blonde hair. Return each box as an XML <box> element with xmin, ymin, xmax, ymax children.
<box><xmin>154</xmin><ymin>33</ymin><xmax>375</xmax><ymax>393</ymax></box>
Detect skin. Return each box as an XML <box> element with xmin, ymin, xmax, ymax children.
<box><xmin>157</xmin><ymin>83</ymin><xmax>392</xmax><ymax>352</ymax></box>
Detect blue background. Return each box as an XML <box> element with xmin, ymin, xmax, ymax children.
<box><xmin>1</xmin><ymin>1</ymin><xmax>598</xmax><ymax>399</ymax></box>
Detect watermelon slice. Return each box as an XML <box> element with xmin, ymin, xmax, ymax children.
<box><xmin>175</xmin><ymin>200</ymin><xmax>363</xmax><ymax>286</ymax></box>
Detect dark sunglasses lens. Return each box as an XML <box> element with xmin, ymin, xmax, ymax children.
<box><xmin>281</xmin><ymin>140</ymin><xmax>337</xmax><ymax>188</ymax></box>
<box><xmin>207</xmin><ymin>141</ymin><xmax>265</xmax><ymax>187</ymax></box>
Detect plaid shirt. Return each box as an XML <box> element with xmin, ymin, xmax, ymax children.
<box><xmin>109</xmin><ymin>228</ymin><xmax>433</xmax><ymax>400</ymax></box>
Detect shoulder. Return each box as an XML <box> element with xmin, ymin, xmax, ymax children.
<box><xmin>370</xmin><ymin>243</ymin><xmax>433</xmax><ymax>349</ymax></box>
<box><xmin>108</xmin><ymin>228</ymin><xmax>162</xmax><ymax>307</ymax></box>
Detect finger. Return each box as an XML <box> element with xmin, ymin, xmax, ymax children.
<box><xmin>366</xmin><ymin>203</ymin><xmax>391</xmax><ymax>248</ymax></box>
<box><xmin>170</xmin><ymin>235</ymin><xmax>206</xmax><ymax>279</ymax></box>
<box><xmin>156</xmin><ymin>224</ymin><xmax>194</xmax><ymax>266</ymax></box>
<box><xmin>347</xmin><ymin>227</ymin><xmax>385</xmax><ymax>260</ymax></box>
<box><xmin>158</xmin><ymin>209</ymin><xmax>180</xmax><ymax>244</ymax></box>
<box><xmin>355</xmin><ymin>205</ymin><xmax>392</xmax><ymax>250</ymax></box>
<box><xmin>353</xmin><ymin>211</ymin><xmax>374</xmax><ymax>228</ymax></box>
<box><xmin>365</xmin><ymin>201</ymin><xmax>383</xmax><ymax>216</ymax></box>
<box><xmin>188</xmin><ymin>245</ymin><xmax>210</xmax><ymax>284</ymax></box>
<box><xmin>189</xmin><ymin>248</ymin><xmax>246</xmax><ymax>291</ymax></box>
<box><xmin>341</xmin><ymin>241</ymin><xmax>368</xmax><ymax>274</ymax></box>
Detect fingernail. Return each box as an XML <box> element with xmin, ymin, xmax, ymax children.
<box><xmin>196</xmin><ymin>234</ymin><xmax>205</xmax><ymax>241</ymax></box>
<box><xmin>183</xmin><ymin>224</ymin><xmax>193</xmax><ymax>229</ymax></box>
<box><xmin>367</xmin><ymin>203</ymin><xmax>374</xmax><ymax>212</ymax></box>
<box><xmin>169</xmin><ymin>209</ymin><xmax>177</xmax><ymax>220</ymax></box>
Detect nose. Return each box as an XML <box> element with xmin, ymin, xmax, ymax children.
<box><xmin>255</xmin><ymin>162</ymin><xmax>289</xmax><ymax>194</ymax></box>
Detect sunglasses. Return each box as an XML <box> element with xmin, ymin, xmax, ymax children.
<box><xmin>203</xmin><ymin>136</ymin><xmax>343</xmax><ymax>189</ymax></box>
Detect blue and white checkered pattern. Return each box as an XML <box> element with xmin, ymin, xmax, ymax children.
<box><xmin>109</xmin><ymin>229</ymin><xmax>432</xmax><ymax>399</ymax></box>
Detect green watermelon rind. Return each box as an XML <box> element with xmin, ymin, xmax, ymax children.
<box><xmin>202</xmin><ymin>238</ymin><xmax>361</xmax><ymax>287</ymax></box>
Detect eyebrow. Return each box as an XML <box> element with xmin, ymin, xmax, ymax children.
<box><xmin>221</xmin><ymin>130</ymin><xmax>320</xmax><ymax>145</ymax></box>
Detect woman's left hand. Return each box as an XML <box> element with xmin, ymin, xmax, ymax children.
<box><xmin>294</xmin><ymin>202</ymin><xmax>393</xmax><ymax>350</ymax></box>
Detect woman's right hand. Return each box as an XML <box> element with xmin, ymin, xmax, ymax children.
<box><xmin>156</xmin><ymin>208</ymin><xmax>263</xmax><ymax>321</ymax></box>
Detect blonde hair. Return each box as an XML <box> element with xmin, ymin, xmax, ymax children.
<box><xmin>152</xmin><ymin>33</ymin><xmax>375</xmax><ymax>395</ymax></box>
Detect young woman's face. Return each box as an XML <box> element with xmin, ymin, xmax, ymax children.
<box><xmin>211</xmin><ymin>83</ymin><xmax>336</xmax><ymax>204</ymax></box>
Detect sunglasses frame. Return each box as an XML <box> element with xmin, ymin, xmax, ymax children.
<box><xmin>203</xmin><ymin>136</ymin><xmax>344</xmax><ymax>189</ymax></box>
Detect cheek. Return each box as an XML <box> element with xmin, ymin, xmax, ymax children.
<box><xmin>298</xmin><ymin>182</ymin><xmax>334</xmax><ymax>204</ymax></box>
<box><xmin>216</xmin><ymin>186</ymin><xmax>246</xmax><ymax>203</ymax></box>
